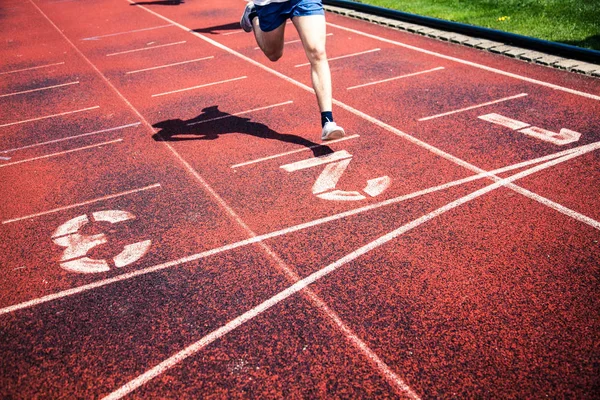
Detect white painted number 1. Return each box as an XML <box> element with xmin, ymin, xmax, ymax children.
<box><xmin>52</xmin><ymin>210</ymin><xmax>151</xmax><ymax>274</ymax></box>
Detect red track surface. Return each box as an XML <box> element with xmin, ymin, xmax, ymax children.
<box><xmin>1</xmin><ymin>0</ymin><xmax>599</xmax><ymax>398</ymax></box>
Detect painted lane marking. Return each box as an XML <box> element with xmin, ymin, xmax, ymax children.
<box><xmin>326</xmin><ymin>22</ymin><xmax>600</xmax><ymax>102</ymax></box>
<box><xmin>106</xmin><ymin>41</ymin><xmax>186</xmax><ymax>57</ymax></box>
<box><xmin>2</xmin><ymin>183</ymin><xmax>161</xmax><ymax>224</ymax></box>
<box><xmin>188</xmin><ymin>100</ymin><xmax>293</xmax><ymax>126</ymax></box>
<box><xmin>312</xmin><ymin>158</ymin><xmax>351</xmax><ymax>194</ymax></box>
<box><xmin>0</xmin><ymin>62</ymin><xmax>65</xmax><ymax>75</ymax></box>
<box><xmin>124</xmin><ymin>0</ymin><xmax>600</xmax><ymax>235</ymax></box>
<box><xmin>231</xmin><ymin>134</ymin><xmax>359</xmax><ymax>168</ymax></box>
<box><xmin>0</xmin><ymin>81</ymin><xmax>79</xmax><ymax>98</ymax></box>
<box><xmin>295</xmin><ymin>48</ymin><xmax>380</xmax><ymax>67</ymax></box>
<box><xmin>0</xmin><ymin>141</ymin><xmax>594</xmax><ymax>315</ymax></box>
<box><xmin>103</xmin><ymin>146</ymin><xmax>596</xmax><ymax>400</ymax></box>
<box><xmin>347</xmin><ymin>66</ymin><xmax>444</xmax><ymax>90</ymax></box>
<box><xmin>82</xmin><ymin>24</ymin><xmax>173</xmax><ymax>41</ymax></box>
<box><xmin>0</xmin><ymin>106</ymin><xmax>99</xmax><ymax>128</ymax></box>
<box><xmin>418</xmin><ymin>93</ymin><xmax>528</xmax><ymax>121</ymax></box>
<box><xmin>254</xmin><ymin>33</ymin><xmax>333</xmax><ymax>50</ymax></box>
<box><xmin>126</xmin><ymin>56</ymin><xmax>214</xmax><ymax>74</ymax></box>
<box><xmin>280</xmin><ymin>150</ymin><xmax>352</xmax><ymax>172</ymax></box>
<box><xmin>0</xmin><ymin>139</ymin><xmax>123</xmax><ymax>168</ymax></box>
<box><xmin>479</xmin><ymin>113</ymin><xmax>582</xmax><ymax>146</ymax></box>
<box><xmin>53</xmin><ymin>210</ymin><xmax>151</xmax><ymax>274</ymax></box>
<box><xmin>0</xmin><ymin>122</ymin><xmax>140</xmax><ymax>154</ymax></box>
<box><xmin>151</xmin><ymin>76</ymin><xmax>246</xmax><ymax>97</ymax></box>
<box><xmin>0</xmin><ymin>156</ymin><xmax>11</xmax><ymax>161</ymax></box>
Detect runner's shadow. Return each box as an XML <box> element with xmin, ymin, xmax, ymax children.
<box><xmin>193</xmin><ymin>23</ymin><xmax>241</xmax><ymax>35</ymax></box>
<box><xmin>152</xmin><ymin>106</ymin><xmax>334</xmax><ymax>157</ymax></box>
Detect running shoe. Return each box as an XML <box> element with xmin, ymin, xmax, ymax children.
<box><xmin>321</xmin><ymin>121</ymin><xmax>346</xmax><ymax>141</ymax></box>
<box><xmin>240</xmin><ymin>2</ymin><xmax>255</xmax><ymax>33</ymax></box>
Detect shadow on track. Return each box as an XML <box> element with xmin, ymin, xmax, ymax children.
<box><xmin>193</xmin><ymin>23</ymin><xmax>242</xmax><ymax>35</ymax></box>
<box><xmin>152</xmin><ymin>105</ymin><xmax>334</xmax><ymax>157</ymax></box>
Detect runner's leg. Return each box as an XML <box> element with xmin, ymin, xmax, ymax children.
<box><xmin>253</xmin><ymin>16</ymin><xmax>286</xmax><ymax>62</ymax></box>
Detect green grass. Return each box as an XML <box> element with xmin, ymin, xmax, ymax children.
<box><xmin>351</xmin><ymin>0</ymin><xmax>600</xmax><ymax>50</ymax></box>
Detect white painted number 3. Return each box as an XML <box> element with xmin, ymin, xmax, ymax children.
<box><xmin>52</xmin><ymin>210</ymin><xmax>151</xmax><ymax>274</ymax></box>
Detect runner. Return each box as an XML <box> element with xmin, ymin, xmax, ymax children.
<box><xmin>240</xmin><ymin>0</ymin><xmax>345</xmax><ymax>141</ymax></box>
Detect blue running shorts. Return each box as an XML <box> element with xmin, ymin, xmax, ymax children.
<box><xmin>255</xmin><ymin>0</ymin><xmax>324</xmax><ymax>32</ymax></box>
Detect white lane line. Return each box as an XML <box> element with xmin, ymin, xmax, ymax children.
<box><xmin>151</xmin><ymin>76</ymin><xmax>246</xmax><ymax>97</ymax></box>
<box><xmin>220</xmin><ymin>30</ymin><xmax>244</xmax><ymax>36</ymax></box>
<box><xmin>82</xmin><ymin>24</ymin><xmax>173</xmax><ymax>41</ymax></box>
<box><xmin>0</xmin><ymin>106</ymin><xmax>99</xmax><ymax>128</ymax></box>
<box><xmin>1</xmin><ymin>142</ymin><xmax>587</xmax><ymax>313</ymax></box>
<box><xmin>327</xmin><ymin>22</ymin><xmax>600</xmax><ymax>102</ymax></box>
<box><xmin>347</xmin><ymin>66</ymin><xmax>444</xmax><ymax>90</ymax></box>
<box><xmin>419</xmin><ymin>93</ymin><xmax>529</xmax><ymax>121</ymax></box>
<box><xmin>128</xmin><ymin>2</ymin><xmax>600</xmax><ymax>232</ymax></box>
<box><xmin>187</xmin><ymin>100</ymin><xmax>293</xmax><ymax>126</ymax></box>
<box><xmin>295</xmin><ymin>48</ymin><xmax>380</xmax><ymax>67</ymax></box>
<box><xmin>0</xmin><ymin>122</ymin><xmax>140</xmax><ymax>153</ymax></box>
<box><xmin>0</xmin><ymin>62</ymin><xmax>65</xmax><ymax>75</ymax></box>
<box><xmin>103</xmin><ymin>145</ymin><xmax>595</xmax><ymax>400</ymax></box>
<box><xmin>254</xmin><ymin>33</ymin><xmax>333</xmax><ymax>50</ymax></box>
<box><xmin>126</xmin><ymin>56</ymin><xmax>214</xmax><ymax>74</ymax></box>
<box><xmin>280</xmin><ymin>150</ymin><xmax>352</xmax><ymax>172</ymax></box>
<box><xmin>0</xmin><ymin>81</ymin><xmax>79</xmax><ymax>98</ymax></box>
<box><xmin>0</xmin><ymin>139</ymin><xmax>123</xmax><ymax>168</ymax></box>
<box><xmin>2</xmin><ymin>183</ymin><xmax>161</xmax><ymax>224</ymax></box>
<box><xmin>106</xmin><ymin>41</ymin><xmax>186</xmax><ymax>57</ymax></box>
<box><xmin>231</xmin><ymin>134</ymin><xmax>360</xmax><ymax>168</ymax></box>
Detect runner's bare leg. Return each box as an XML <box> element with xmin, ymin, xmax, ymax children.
<box><xmin>292</xmin><ymin>14</ymin><xmax>332</xmax><ymax>113</ymax></box>
<box><xmin>253</xmin><ymin>18</ymin><xmax>286</xmax><ymax>62</ymax></box>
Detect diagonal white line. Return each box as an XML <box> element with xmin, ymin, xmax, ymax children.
<box><xmin>126</xmin><ymin>56</ymin><xmax>214</xmax><ymax>74</ymax></box>
<box><xmin>0</xmin><ymin>106</ymin><xmax>99</xmax><ymax>128</ymax></box>
<box><xmin>2</xmin><ymin>183</ymin><xmax>161</xmax><ymax>224</ymax></box>
<box><xmin>418</xmin><ymin>93</ymin><xmax>529</xmax><ymax>121</ymax></box>
<box><xmin>151</xmin><ymin>76</ymin><xmax>246</xmax><ymax>97</ymax></box>
<box><xmin>1</xmin><ymin>122</ymin><xmax>140</xmax><ymax>153</ymax></box>
<box><xmin>103</xmin><ymin>143</ymin><xmax>598</xmax><ymax>400</ymax></box>
<box><xmin>0</xmin><ymin>62</ymin><xmax>65</xmax><ymax>75</ymax></box>
<box><xmin>187</xmin><ymin>100</ymin><xmax>293</xmax><ymax>125</ymax></box>
<box><xmin>347</xmin><ymin>66</ymin><xmax>444</xmax><ymax>90</ymax></box>
<box><xmin>0</xmin><ymin>139</ymin><xmax>123</xmax><ymax>168</ymax></box>
<box><xmin>295</xmin><ymin>48</ymin><xmax>380</xmax><ymax>67</ymax></box>
<box><xmin>0</xmin><ymin>81</ymin><xmax>79</xmax><ymax>98</ymax></box>
<box><xmin>82</xmin><ymin>24</ymin><xmax>173</xmax><ymax>40</ymax></box>
<box><xmin>106</xmin><ymin>41</ymin><xmax>186</xmax><ymax>56</ymax></box>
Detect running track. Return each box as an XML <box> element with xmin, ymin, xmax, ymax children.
<box><xmin>1</xmin><ymin>0</ymin><xmax>599</xmax><ymax>398</ymax></box>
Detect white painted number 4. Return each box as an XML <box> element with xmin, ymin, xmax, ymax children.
<box><xmin>52</xmin><ymin>210</ymin><xmax>151</xmax><ymax>274</ymax></box>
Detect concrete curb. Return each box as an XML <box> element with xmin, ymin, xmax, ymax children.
<box><xmin>324</xmin><ymin>4</ymin><xmax>600</xmax><ymax>79</ymax></box>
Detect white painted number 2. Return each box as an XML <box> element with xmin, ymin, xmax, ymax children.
<box><xmin>281</xmin><ymin>150</ymin><xmax>391</xmax><ymax>201</ymax></box>
<box><xmin>52</xmin><ymin>210</ymin><xmax>151</xmax><ymax>274</ymax></box>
